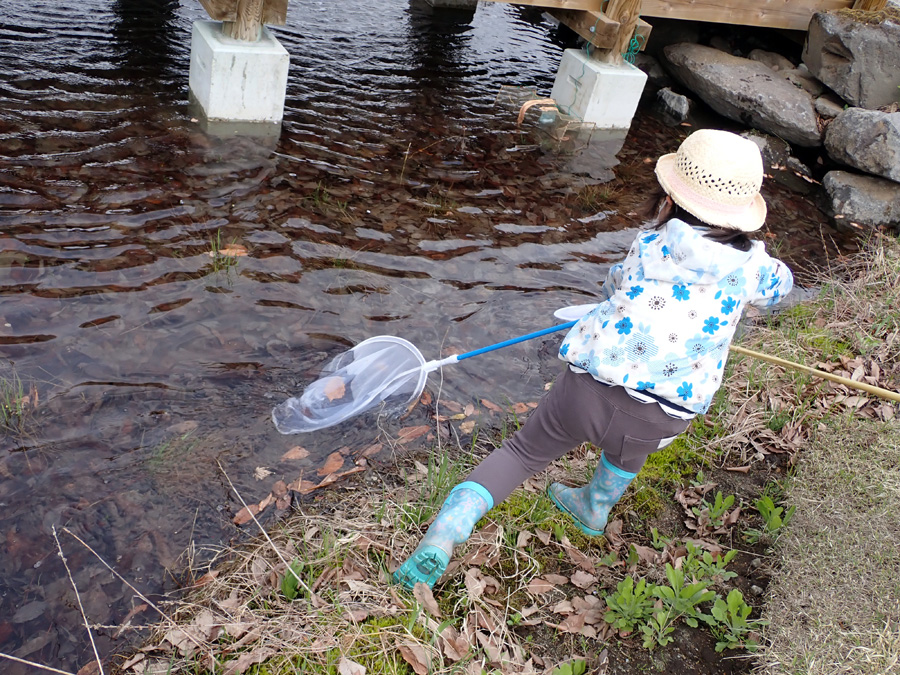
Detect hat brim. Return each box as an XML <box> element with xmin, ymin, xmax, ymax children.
<box><xmin>655</xmin><ymin>153</ymin><xmax>766</xmax><ymax>232</ymax></box>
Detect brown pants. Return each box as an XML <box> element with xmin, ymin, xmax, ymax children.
<box><xmin>466</xmin><ymin>367</ymin><xmax>692</xmax><ymax>504</ymax></box>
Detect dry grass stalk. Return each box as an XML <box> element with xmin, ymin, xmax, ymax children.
<box><xmin>52</xmin><ymin>526</ymin><xmax>105</xmax><ymax>675</ymax></box>
<box><xmin>0</xmin><ymin>652</ymin><xmax>77</xmax><ymax>675</ymax></box>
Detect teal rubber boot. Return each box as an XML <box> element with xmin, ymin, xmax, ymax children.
<box><xmin>393</xmin><ymin>481</ymin><xmax>493</xmax><ymax>589</ymax></box>
<box><xmin>549</xmin><ymin>454</ymin><xmax>637</xmax><ymax>537</ymax></box>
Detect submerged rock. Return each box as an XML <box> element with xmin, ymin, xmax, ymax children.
<box><xmin>656</xmin><ymin>87</ymin><xmax>692</xmax><ymax>123</ymax></box>
<box><xmin>663</xmin><ymin>43</ymin><xmax>822</xmax><ymax>147</ymax></box>
<box><xmin>803</xmin><ymin>8</ymin><xmax>900</xmax><ymax>110</ymax></box>
<box><xmin>823</xmin><ymin>170</ymin><xmax>900</xmax><ymax>228</ymax></box>
<box><xmin>748</xmin><ymin>48</ymin><xmax>794</xmax><ymax>72</ymax></box>
<box><xmin>825</xmin><ymin>108</ymin><xmax>900</xmax><ymax>182</ymax></box>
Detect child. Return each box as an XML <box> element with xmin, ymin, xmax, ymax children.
<box><xmin>394</xmin><ymin>129</ymin><xmax>794</xmax><ymax>589</ymax></box>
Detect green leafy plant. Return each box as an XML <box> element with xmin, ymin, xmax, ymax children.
<box><xmin>653</xmin><ymin>564</ymin><xmax>716</xmax><ymax>629</ymax></box>
<box><xmin>682</xmin><ymin>543</ymin><xmax>738</xmax><ymax>585</ymax></box>
<box><xmin>650</xmin><ymin>527</ymin><xmax>672</xmax><ymax>551</ymax></box>
<box><xmin>603</xmin><ymin>576</ymin><xmax>655</xmax><ymax>634</ymax></box>
<box><xmin>281</xmin><ymin>559</ymin><xmax>306</xmax><ymax>601</ymax></box>
<box><xmin>640</xmin><ymin>609</ymin><xmax>677</xmax><ymax>649</ymax></box>
<box><xmin>692</xmin><ymin>491</ymin><xmax>736</xmax><ymax>529</ymax></box>
<box><xmin>551</xmin><ymin>659</ymin><xmax>587</xmax><ymax>675</ymax></box>
<box><xmin>710</xmin><ymin>589</ymin><xmax>768</xmax><ymax>652</ymax></box>
<box><xmin>756</xmin><ymin>495</ymin><xmax>796</xmax><ymax>534</ymax></box>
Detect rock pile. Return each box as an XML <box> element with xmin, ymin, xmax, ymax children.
<box><xmin>639</xmin><ymin>6</ymin><xmax>900</xmax><ymax>229</ymax></box>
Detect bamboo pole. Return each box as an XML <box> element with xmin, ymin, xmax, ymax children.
<box><xmin>730</xmin><ymin>345</ymin><xmax>900</xmax><ymax>404</ymax></box>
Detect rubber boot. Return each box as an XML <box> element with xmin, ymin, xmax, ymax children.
<box><xmin>548</xmin><ymin>453</ymin><xmax>636</xmax><ymax>537</ymax></box>
<box><xmin>393</xmin><ymin>481</ymin><xmax>493</xmax><ymax>589</ymax></box>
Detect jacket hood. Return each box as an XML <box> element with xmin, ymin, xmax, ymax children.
<box><xmin>639</xmin><ymin>219</ymin><xmax>764</xmax><ymax>285</ymax></box>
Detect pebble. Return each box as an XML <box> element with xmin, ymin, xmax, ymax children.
<box><xmin>750</xmin><ymin>557</ymin><xmax>762</xmax><ymax>569</ymax></box>
<box><xmin>751</xmin><ymin>584</ymin><xmax>764</xmax><ymax>596</ymax></box>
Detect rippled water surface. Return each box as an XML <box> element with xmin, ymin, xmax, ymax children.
<box><xmin>0</xmin><ymin>0</ymin><xmax>853</xmax><ymax>671</ymax></box>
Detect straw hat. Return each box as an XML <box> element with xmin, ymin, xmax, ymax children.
<box><xmin>655</xmin><ymin>129</ymin><xmax>767</xmax><ymax>232</ymax></box>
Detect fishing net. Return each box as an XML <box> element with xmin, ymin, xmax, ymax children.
<box><xmin>272</xmin><ymin>336</ymin><xmax>428</xmax><ymax>434</ymax></box>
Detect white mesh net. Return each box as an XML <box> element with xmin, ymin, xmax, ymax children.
<box><xmin>272</xmin><ymin>336</ymin><xmax>427</xmax><ymax>434</ymax></box>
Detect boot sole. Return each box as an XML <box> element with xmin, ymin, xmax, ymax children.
<box><xmin>548</xmin><ymin>485</ymin><xmax>605</xmax><ymax>538</ymax></box>
<box><xmin>392</xmin><ymin>545</ymin><xmax>450</xmax><ymax>589</ymax></box>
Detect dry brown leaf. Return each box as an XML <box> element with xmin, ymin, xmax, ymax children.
<box><xmin>345</xmin><ymin>608</ymin><xmax>369</xmax><ymax>622</ymax></box>
<box><xmin>511</xmin><ymin>402</ymin><xmax>530</xmax><ymax>414</ymax></box>
<box><xmin>338</xmin><ymin>657</ymin><xmax>366</xmax><ymax>675</ymax></box>
<box><xmin>516</xmin><ymin>530</ymin><xmax>533</xmax><ymax>549</ymax></box>
<box><xmin>526</xmin><ymin>577</ymin><xmax>554</xmax><ymax>596</ymax></box>
<box><xmin>419</xmin><ymin>390</ymin><xmax>433</xmax><ymax>406</ymax></box>
<box><xmin>253</xmin><ymin>466</ymin><xmax>273</xmax><ymax>481</ymax></box>
<box><xmin>322</xmin><ymin>377</ymin><xmax>346</xmax><ymax>401</ymax></box>
<box><xmin>397</xmin><ymin>644</ymin><xmax>431</xmax><ymax>675</ymax></box>
<box><xmin>475</xmin><ymin>631</ymin><xmax>503</xmax><ymax>663</ymax></box>
<box><xmin>481</xmin><ymin>398</ymin><xmax>503</xmax><ymax>413</ymax></box>
<box><xmin>397</xmin><ymin>425</ymin><xmax>431</xmax><ymax>443</ymax></box>
<box><xmin>544</xmin><ymin>573</ymin><xmax>568</xmax><ymax>586</ymax></box>
<box><xmin>413</xmin><ymin>582</ymin><xmax>442</xmax><ymax>618</ymax></box>
<box><xmin>439</xmin><ymin>624</ymin><xmax>469</xmax><ymax>662</ymax></box>
<box><xmin>318</xmin><ymin>451</ymin><xmax>345</xmax><ymax>476</ymax></box>
<box><xmin>534</xmin><ymin>528</ymin><xmax>552</xmax><ymax>545</ymax></box>
<box><xmin>233</xmin><ymin>504</ymin><xmax>259</xmax><ymax>526</ymax></box>
<box><xmin>460</xmin><ymin>420</ymin><xmax>476</xmax><ymax>434</ymax></box>
<box><xmin>552</xmin><ymin>599</ymin><xmax>575</xmax><ymax>614</ymax></box>
<box><xmin>570</xmin><ymin>570</ymin><xmax>598</xmax><ymax>590</ymax></box>
<box><xmin>565</xmin><ymin>545</ymin><xmax>597</xmax><ymax>572</ymax></box>
<box><xmin>281</xmin><ymin>446</ymin><xmax>310</xmax><ymax>461</ymax></box>
<box><xmin>632</xmin><ymin>544</ymin><xmax>659</xmax><ymax>565</ymax></box>
<box><xmin>168</xmin><ymin>420</ymin><xmax>199</xmax><ymax>435</ymax></box>
<box><xmin>222</xmin><ymin>648</ymin><xmax>276</xmax><ymax>675</ymax></box>
<box><xmin>441</xmin><ymin>400</ymin><xmax>463</xmax><ymax>413</ymax></box>
<box><xmin>725</xmin><ymin>465</ymin><xmax>751</xmax><ymax>473</ymax></box>
<box><xmin>464</xmin><ymin>403</ymin><xmax>475</xmax><ymax>416</ymax></box>
<box><xmin>77</xmin><ymin>663</ymin><xmax>102</xmax><ymax>675</ymax></box>
<box><xmin>215</xmin><ymin>243</ymin><xmax>249</xmax><ymax>258</ymax></box>
<box><xmin>604</xmin><ymin>519</ymin><xmax>625</xmax><ymax>549</ymax></box>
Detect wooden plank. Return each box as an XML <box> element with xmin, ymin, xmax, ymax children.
<box><xmin>546</xmin><ymin>10</ymin><xmax>652</xmax><ymax>52</ymax></box>
<box><xmin>198</xmin><ymin>0</ymin><xmax>287</xmax><ymax>26</ymax></box>
<box><xmin>638</xmin><ymin>0</ymin><xmax>854</xmax><ymax>31</ymax></box>
<box><xmin>635</xmin><ymin>17</ymin><xmax>652</xmax><ymax>51</ymax></box>
<box><xmin>484</xmin><ymin>0</ymin><xmax>605</xmax><ymax>11</ymax></box>
<box><xmin>546</xmin><ymin>9</ymin><xmax>620</xmax><ymax>49</ymax></box>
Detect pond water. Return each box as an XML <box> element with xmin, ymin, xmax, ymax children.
<box><xmin>0</xmin><ymin>0</ymin><xmax>854</xmax><ymax>671</ymax></box>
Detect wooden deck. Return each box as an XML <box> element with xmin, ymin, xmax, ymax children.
<box><xmin>484</xmin><ymin>0</ymin><xmax>887</xmax><ymax>50</ymax></box>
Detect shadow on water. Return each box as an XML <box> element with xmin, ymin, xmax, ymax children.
<box><xmin>112</xmin><ymin>0</ymin><xmax>183</xmax><ymax>83</ymax></box>
<box><xmin>0</xmin><ymin>1</ymin><xmax>856</xmax><ymax>672</ymax></box>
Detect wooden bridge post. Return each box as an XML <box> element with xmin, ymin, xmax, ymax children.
<box><xmin>548</xmin><ymin>0</ymin><xmax>647</xmax><ymax>130</ymax></box>
<box><xmin>188</xmin><ymin>0</ymin><xmax>290</xmax><ymax>134</ymax></box>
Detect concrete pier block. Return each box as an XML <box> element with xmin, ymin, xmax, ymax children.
<box><xmin>551</xmin><ymin>49</ymin><xmax>647</xmax><ymax>130</ymax></box>
<box><xmin>189</xmin><ymin>20</ymin><xmax>289</xmax><ymax>126</ymax></box>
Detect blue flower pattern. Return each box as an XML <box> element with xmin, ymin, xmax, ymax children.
<box><xmin>558</xmin><ymin>219</ymin><xmax>793</xmax><ymax>414</ymax></box>
<box><xmin>672</xmin><ymin>284</ymin><xmax>690</xmax><ymax>301</ymax></box>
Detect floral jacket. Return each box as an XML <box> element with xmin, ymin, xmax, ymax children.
<box><xmin>559</xmin><ymin>218</ymin><xmax>794</xmax><ymax>414</ymax></box>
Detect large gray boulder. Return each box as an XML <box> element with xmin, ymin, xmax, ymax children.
<box><xmin>825</xmin><ymin>108</ymin><xmax>900</xmax><ymax>182</ymax></box>
<box><xmin>803</xmin><ymin>9</ymin><xmax>900</xmax><ymax>110</ymax></box>
<box><xmin>663</xmin><ymin>43</ymin><xmax>822</xmax><ymax>147</ymax></box>
<box><xmin>823</xmin><ymin>171</ymin><xmax>900</xmax><ymax>228</ymax></box>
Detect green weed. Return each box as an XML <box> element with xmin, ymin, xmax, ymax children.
<box><xmin>604</xmin><ymin>576</ymin><xmax>655</xmax><ymax>634</ymax></box>
<box><xmin>711</xmin><ymin>589</ymin><xmax>768</xmax><ymax>652</ymax></box>
<box><xmin>0</xmin><ymin>370</ymin><xmax>28</xmax><ymax>433</ymax></box>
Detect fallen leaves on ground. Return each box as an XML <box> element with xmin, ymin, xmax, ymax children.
<box><xmin>281</xmin><ymin>445</ymin><xmax>309</xmax><ymax>461</ymax></box>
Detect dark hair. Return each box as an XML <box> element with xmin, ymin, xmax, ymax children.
<box><xmin>639</xmin><ymin>186</ymin><xmax>753</xmax><ymax>252</ymax></box>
